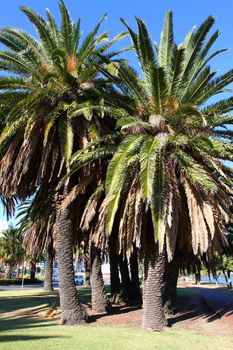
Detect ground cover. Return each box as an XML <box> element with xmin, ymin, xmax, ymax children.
<box><xmin>0</xmin><ymin>287</ymin><xmax>233</xmax><ymax>350</ymax></box>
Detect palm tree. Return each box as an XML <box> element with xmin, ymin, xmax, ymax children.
<box><xmin>0</xmin><ymin>1</ymin><xmax>125</xmax><ymax>324</ymax></box>
<box><xmin>73</xmin><ymin>12</ymin><xmax>233</xmax><ymax>329</ymax></box>
<box><xmin>0</xmin><ymin>226</ymin><xmax>24</xmax><ymax>278</ymax></box>
<box><xmin>17</xmin><ymin>197</ymin><xmax>55</xmax><ymax>290</ymax></box>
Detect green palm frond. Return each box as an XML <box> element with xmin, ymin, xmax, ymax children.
<box><xmin>20</xmin><ymin>6</ymin><xmax>56</xmax><ymax>55</ymax></box>
<box><xmin>46</xmin><ymin>9</ymin><xmax>59</xmax><ymax>45</ymax></box>
<box><xmin>70</xmin><ymin>18</ymin><xmax>81</xmax><ymax>55</ymax></box>
<box><xmin>150</xmin><ymin>144</ymin><xmax>167</xmax><ymax>242</ymax></box>
<box><xmin>0</xmin><ymin>27</ymin><xmax>46</xmax><ymax>64</ymax></box>
<box><xmin>135</xmin><ymin>17</ymin><xmax>156</xmax><ymax>68</ymax></box>
<box><xmin>115</xmin><ymin>63</ymin><xmax>149</xmax><ymax>111</ymax></box>
<box><xmin>104</xmin><ymin>135</ymin><xmax>145</xmax><ymax>234</ymax></box>
<box><xmin>105</xmin><ymin>135</ymin><xmax>144</xmax><ymax>193</ymax></box>
<box><xmin>117</xmin><ymin>116</ymin><xmax>151</xmax><ymax>132</ymax></box>
<box><xmin>172</xmin><ymin>149</ymin><xmax>217</xmax><ymax>191</ymax></box>
<box><xmin>59</xmin><ymin>0</ymin><xmax>74</xmax><ymax>53</ymax></box>
<box><xmin>120</xmin><ymin>17</ymin><xmax>139</xmax><ymax>52</ymax></box>
<box><xmin>194</xmin><ymin>48</ymin><xmax>228</xmax><ymax>80</ymax></box>
<box><xmin>139</xmin><ymin>135</ymin><xmax>167</xmax><ymax>201</ymax></box>
<box><xmin>213</xmin><ymin>129</ymin><xmax>233</xmax><ymax>139</ymax></box>
<box><xmin>196</xmin><ymin>69</ymin><xmax>233</xmax><ymax>104</ymax></box>
<box><xmin>202</xmin><ymin>97</ymin><xmax>233</xmax><ymax>116</ymax></box>
<box><xmin>168</xmin><ymin>45</ymin><xmax>185</xmax><ymax>95</ymax></box>
<box><xmin>158</xmin><ymin>10</ymin><xmax>174</xmax><ymax>69</ymax></box>
<box><xmin>0</xmin><ymin>115</ymin><xmax>25</xmax><ymax>146</ymax></box>
<box><xmin>175</xmin><ymin>16</ymin><xmax>216</xmax><ymax>99</ymax></box>
<box><xmin>181</xmin><ymin>67</ymin><xmax>216</xmax><ymax>104</ymax></box>
<box><xmin>145</xmin><ymin>65</ymin><xmax>167</xmax><ymax>113</ymax></box>
<box><xmin>105</xmin><ymin>153</ymin><xmax>139</xmax><ymax>234</ymax></box>
<box><xmin>78</xmin><ymin>13</ymin><xmax>107</xmax><ymax>64</ymax></box>
<box><xmin>0</xmin><ymin>50</ymin><xmax>33</xmax><ymax>74</ymax></box>
<box><xmin>0</xmin><ymin>77</ymin><xmax>28</xmax><ymax>90</ymax></box>
<box><xmin>58</xmin><ymin>116</ymin><xmax>74</xmax><ymax>169</ymax></box>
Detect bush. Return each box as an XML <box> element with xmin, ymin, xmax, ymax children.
<box><xmin>0</xmin><ymin>278</ymin><xmax>42</xmax><ymax>285</ymax></box>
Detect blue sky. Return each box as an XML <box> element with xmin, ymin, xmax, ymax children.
<box><xmin>0</xmin><ymin>0</ymin><xmax>233</xmax><ymax>225</ymax></box>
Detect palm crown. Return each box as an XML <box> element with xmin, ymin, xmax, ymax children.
<box><xmin>0</xmin><ymin>0</ymin><xmax>125</xmax><ymax>201</ymax></box>
<box><xmin>0</xmin><ymin>226</ymin><xmax>24</xmax><ymax>265</ymax></box>
<box><xmin>75</xmin><ymin>11</ymin><xmax>233</xmax><ymax>260</ymax></box>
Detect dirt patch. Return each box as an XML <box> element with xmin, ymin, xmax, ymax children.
<box><xmin>85</xmin><ymin>284</ymin><xmax>233</xmax><ymax>336</ymax></box>
<box><xmin>13</xmin><ymin>284</ymin><xmax>233</xmax><ymax>336</ymax></box>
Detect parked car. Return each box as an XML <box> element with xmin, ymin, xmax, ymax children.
<box><xmin>52</xmin><ymin>274</ymin><xmax>59</xmax><ymax>282</ymax></box>
<box><xmin>74</xmin><ymin>274</ymin><xmax>84</xmax><ymax>285</ymax></box>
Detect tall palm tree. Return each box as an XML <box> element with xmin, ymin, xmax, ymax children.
<box><xmin>73</xmin><ymin>12</ymin><xmax>233</xmax><ymax>329</ymax></box>
<box><xmin>0</xmin><ymin>1</ymin><xmax>125</xmax><ymax>324</ymax></box>
<box><xmin>0</xmin><ymin>226</ymin><xmax>24</xmax><ymax>278</ymax></box>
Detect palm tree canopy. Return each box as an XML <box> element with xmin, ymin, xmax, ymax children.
<box><xmin>0</xmin><ymin>226</ymin><xmax>24</xmax><ymax>264</ymax></box>
<box><xmin>0</xmin><ymin>0</ymin><xmax>126</xmax><ymax>202</ymax></box>
<box><xmin>74</xmin><ymin>11</ymin><xmax>233</xmax><ymax>260</ymax></box>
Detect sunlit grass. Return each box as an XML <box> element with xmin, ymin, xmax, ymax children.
<box><xmin>0</xmin><ymin>288</ymin><xmax>233</xmax><ymax>350</ymax></box>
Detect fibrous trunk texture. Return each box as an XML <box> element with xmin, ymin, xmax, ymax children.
<box><xmin>16</xmin><ymin>263</ymin><xmax>20</xmax><ymax>278</ymax></box>
<box><xmin>44</xmin><ymin>246</ymin><xmax>54</xmax><ymax>291</ymax></box>
<box><xmin>170</xmin><ymin>256</ymin><xmax>180</xmax><ymax>310</ymax></box>
<box><xmin>109</xmin><ymin>228</ymin><xmax>125</xmax><ymax>305</ymax></box>
<box><xmin>130</xmin><ymin>245</ymin><xmax>142</xmax><ymax>304</ymax></box>
<box><xmin>227</xmin><ymin>270</ymin><xmax>232</xmax><ymax>289</ymax></box>
<box><xmin>84</xmin><ymin>254</ymin><xmax>91</xmax><ymax>286</ymax></box>
<box><xmin>30</xmin><ymin>260</ymin><xmax>36</xmax><ymax>279</ymax></box>
<box><xmin>5</xmin><ymin>263</ymin><xmax>12</xmax><ymax>279</ymax></box>
<box><xmin>142</xmin><ymin>242</ymin><xmax>168</xmax><ymax>330</ymax></box>
<box><xmin>56</xmin><ymin>203</ymin><xmax>87</xmax><ymax>325</ymax></box>
<box><xmin>90</xmin><ymin>244</ymin><xmax>110</xmax><ymax>313</ymax></box>
<box><xmin>119</xmin><ymin>254</ymin><xmax>132</xmax><ymax>302</ymax></box>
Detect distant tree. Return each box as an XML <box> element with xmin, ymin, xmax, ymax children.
<box><xmin>0</xmin><ymin>226</ymin><xmax>24</xmax><ymax>278</ymax></box>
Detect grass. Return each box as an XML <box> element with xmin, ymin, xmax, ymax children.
<box><xmin>1</xmin><ymin>288</ymin><xmax>233</xmax><ymax>350</ymax></box>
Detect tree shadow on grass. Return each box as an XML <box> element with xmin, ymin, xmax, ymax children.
<box><xmin>0</xmin><ymin>334</ymin><xmax>67</xmax><ymax>343</ymax></box>
<box><xmin>0</xmin><ymin>314</ymin><xmax>56</xmax><ymax>332</ymax></box>
<box><xmin>0</xmin><ymin>286</ymin><xmax>93</xmax><ymax>333</ymax></box>
<box><xmin>0</xmin><ymin>291</ymin><xmax>59</xmax><ymax>314</ymax></box>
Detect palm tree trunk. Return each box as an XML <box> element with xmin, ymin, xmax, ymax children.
<box><xmin>119</xmin><ymin>254</ymin><xmax>132</xmax><ymax>302</ymax></box>
<box><xmin>55</xmin><ymin>202</ymin><xmax>87</xmax><ymax>324</ymax></box>
<box><xmin>44</xmin><ymin>245</ymin><xmax>54</xmax><ymax>291</ymax></box>
<box><xmin>109</xmin><ymin>232</ymin><xmax>123</xmax><ymax>304</ymax></box>
<box><xmin>84</xmin><ymin>253</ymin><xmax>91</xmax><ymax>286</ymax></box>
<box><xmin>5</xmin><ymin>263</ymin><xmax>12</xmax><ymax>279</ymax></box>
<box><xmin>16</xmin><ymin>263</ymin><xmax>20</xmax><ymax>278</ymax></box>
<box><xmin>227</xmin><ymin>270</ymin><xmax>232</xmax><ymax>289</ymax></box>
<box><xmin>142</xmin><ymin>242</ymin><xmax>168</xmax><ymax>330</ymax></box>
<box><xmin>90</xmin><ymin>244</ymin><xmax>110</xmax><ymax>313</ymax></box>
<box><xmin>30</xmin><ymin>259</ymin><xmax>36</xmax><ymax>279</ymax></box>
<box><xmin>130</xmin><ymin>244</ymin><xmax>142</xmax><ymax>304</ymax></box>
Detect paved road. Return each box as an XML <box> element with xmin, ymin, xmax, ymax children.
<box><xmin>198</xmin><ymin>287</ymin><xmax>233</xmax><ymax>325</ymax></box>
<box><xmin>0</xmin><ymin>283</ymin><xmax>58</xmax><ymax>291</ymax></box>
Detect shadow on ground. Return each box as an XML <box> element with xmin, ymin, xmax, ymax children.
<box><xmin>0</xmin><ymin>334</ymin><xmax>67</xmax><ymax>343</ymax></box>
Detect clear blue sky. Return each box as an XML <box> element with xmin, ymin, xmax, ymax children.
<box><xmin>0</xmin><ymin>0</ymin><xmax>233</xmax><ymax>224</ymax></box>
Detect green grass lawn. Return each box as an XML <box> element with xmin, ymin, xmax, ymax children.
<box><xmin>1</xmin><ymin>288</ymin><xmax>233</xmax><ymax>350</ymax></box>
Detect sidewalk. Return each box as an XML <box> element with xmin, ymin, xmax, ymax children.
<box><xmin>198</xmin><ymin>287</ymin><xmax>233</xmax><ymax>325</ymax></box>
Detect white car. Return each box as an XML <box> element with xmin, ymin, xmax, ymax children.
<box><xmin>75</xmin><ymin>274</ymin><xmax>84</xmax><ymax>285</ymax></box>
